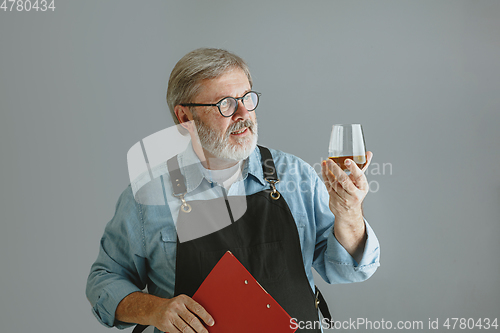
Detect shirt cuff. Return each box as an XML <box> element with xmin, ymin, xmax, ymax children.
<box><xmin>91</xmin><ymin>280</ymin><xmax>141</xmax><ymax>329</ymax></box>
<box><xmin>326</xmin><ymin>218</ymin><xmax>380</xmax><ymax>269</ymax></box>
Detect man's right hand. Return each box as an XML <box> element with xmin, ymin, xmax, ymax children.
<box><xmin>151</xmin><ymin>294</ymin><xmax>214</xmax><ymax>333</ymax></box>
<box><xmin>115</xmin><ymin>292</ymin><xmax>214</xmax><ymax>333</ymax></box>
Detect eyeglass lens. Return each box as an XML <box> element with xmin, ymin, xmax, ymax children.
<box><xmin>219</xmin><ymin>92</ymin><xmax>259</xmax><ymax>116</ymax></box>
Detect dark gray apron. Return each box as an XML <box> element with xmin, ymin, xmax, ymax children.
<box><xmin>134</xmin><ymin>146</ymin><xmax>329</xmax><ymax>333</ymax></box>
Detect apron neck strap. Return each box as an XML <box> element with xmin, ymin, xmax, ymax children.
<box><xmin>258</xmin><ymin>145</ymin><xmax>278</xmax><ymax>181</ymax></box>
<box><xmin>167</xmin><ymin>155</ymin><xmax>187</xmax><ymax>196</ymax></box>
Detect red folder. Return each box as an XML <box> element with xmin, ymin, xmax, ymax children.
<box><xmin>192</xmin><ymin>251</ymin><xmax>298</xmax><ymax>332</ymax></box>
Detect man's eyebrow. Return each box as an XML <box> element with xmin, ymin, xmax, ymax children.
<box><xmin>213</xmin><ymin>89</ymin><xmax>252</xmax><ymax>102</ymax></box>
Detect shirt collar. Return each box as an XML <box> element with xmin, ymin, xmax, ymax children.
<box><xmin>176</xmin><ymin>142</ymin><xmax>204</xmax><ymax>193</ymax></box>
<box><xmin>176</xmin><ymin>143</ymin><xmax>267</xmax><ymax>193</ymax></box>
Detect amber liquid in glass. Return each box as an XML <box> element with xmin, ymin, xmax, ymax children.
<box><xmin>329</xmin><ymin>155</ymin><xmax>367</xmax><ymax>170</ymax></box>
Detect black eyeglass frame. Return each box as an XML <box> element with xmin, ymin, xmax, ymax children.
<box><xmin>180</xmin><ymin>91</ymin><xmax>261</xmax><ymax>117</ymax></box>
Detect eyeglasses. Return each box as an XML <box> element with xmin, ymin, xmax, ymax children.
<box><xmin>181</xmin><ymin>91</ymin><xmax>261</xmax><ymax>117</ymax></box>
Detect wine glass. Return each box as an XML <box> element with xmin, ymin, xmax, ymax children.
<box><xmin>328</xmin><ymin>124</ymin><xmax>367</xmax><ymax>172</ymax></box>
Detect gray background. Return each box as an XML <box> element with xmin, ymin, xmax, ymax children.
<box><xmin>1</xmin><ymin>0</ymin><xmax>499</xmax><ymax>332</ymax></box>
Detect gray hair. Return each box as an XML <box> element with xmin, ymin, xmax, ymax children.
<box><xmin>166</xmin><ymin>48</ymin><xmax>253</xmax><ymax>125</ymax></box>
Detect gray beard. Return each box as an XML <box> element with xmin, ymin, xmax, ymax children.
<box><xmin>192</xmin><ymin>114</ymin><xmax>258</xmax><ymax>162</ymax></box>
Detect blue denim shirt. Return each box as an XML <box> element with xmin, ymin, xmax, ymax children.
<box><xmin>86</xmin><ymin>145</ymin><xmax>380</xmax><ymax>330</ymax></box>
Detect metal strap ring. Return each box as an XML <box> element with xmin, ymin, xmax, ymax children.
<box><xmin>181</xmin><ymin>203</ymin><xmax>192</xmax><ymax>213</ymax></box>
<box><xmin>270</xmin><ymin>190</ymin><xmax>280</xmax><ymax>200</ymax></box>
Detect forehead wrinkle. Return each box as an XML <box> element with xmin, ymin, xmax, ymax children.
<box><xmin>213</xmin><ymin>88</ymin><xmax>252</xmax><ymax>103</ymax></box>
<box><xmin>196</xmin><ymin>70</ymin><xmax>251</xmax><ymax>103</ymax></box>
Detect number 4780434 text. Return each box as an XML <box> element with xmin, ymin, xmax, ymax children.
<box><xmin>1</xmin><ymin>0</ymin><xmax>55</xmax><ymax>11</ymax></box>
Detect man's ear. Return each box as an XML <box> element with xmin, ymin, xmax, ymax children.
<box><xmin>174</xmin><ymin>105</ymin><xmax>194</xmax><ymax>132</ymax></box>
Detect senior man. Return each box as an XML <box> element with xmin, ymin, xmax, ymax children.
<box><xmin>86</xmin><ymin>48</ymin><xmax>380</xmax><ymax>333</ymax></box>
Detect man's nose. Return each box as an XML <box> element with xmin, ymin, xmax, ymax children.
<box><xmin>232</xmin><ymin>100</ymin><xmax>251</xmax><ymax>120</ymax></box>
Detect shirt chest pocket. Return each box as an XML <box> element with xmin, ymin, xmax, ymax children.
<box><xmin>160</xmin><ymin>225</ymin><xmax>178</xmax><ymax>263</ymax></box>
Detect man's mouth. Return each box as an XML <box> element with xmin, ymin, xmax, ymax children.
<box><xmin>230</xmin><ymin>128</ymin><xmax>248</xmax><ymax>135</ymax></box>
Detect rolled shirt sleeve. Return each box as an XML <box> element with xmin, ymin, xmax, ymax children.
<box><xmin>322</xmin><ymin>219</ymin><xmax>380</xmax><ymax>283</ymax></box>
<box><xmin>310</xmin><ymin>166</ymin><xmax>380</xmax><ymax>284</ymax></box>
<box><xmin>86</xmin><ymin>186</ymin><xmax>148</xmax><ymax>328</ymax></box>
